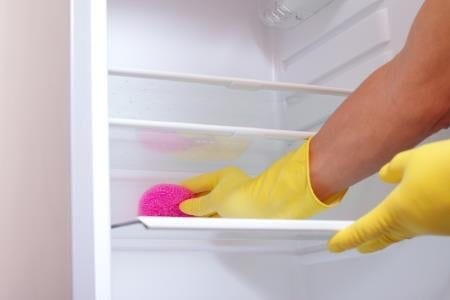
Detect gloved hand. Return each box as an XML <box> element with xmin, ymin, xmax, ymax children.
<box><xmin>179</xmin><ymin>139</ymin><xmax>346</xmax><ymax>219</ymax></box>
<box><xmin>328</xmin><ymin>139</ymin><xmax>450</xmax><ymax>254</ymax></box>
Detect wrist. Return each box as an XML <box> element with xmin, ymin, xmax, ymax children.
<box><xmin>309</xmin><ymin>137</ymin><xmax>343</xmax><ymax>203</ymax></box>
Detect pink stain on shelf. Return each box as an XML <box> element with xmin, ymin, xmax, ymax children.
<box><xmin>137</xmin><ymin>131</ymin><xmax>192</xmax><ymax>153</ymax></box>
<box><xmin>138</xmin><ymin>183</ymin><xmax>194</xmax><ymax>217</ymax></box>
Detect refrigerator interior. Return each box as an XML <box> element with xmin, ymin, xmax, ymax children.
<box><xmin>107</xmin><ymin>0</ymin><xmax>450</xmax><ymax>299</ymax></box>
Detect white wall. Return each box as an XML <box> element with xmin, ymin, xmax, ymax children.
<box><xmin>112</xmin><ymin>250</ymin><xmax>298</xmax><ymax>300</ymax></box>
<box><xmin>0</xmin><ymin>0</ymin><xmax>72</xmax><ymax>299</ymax></box>
<box><xmin>108</xmin><ymin>0</ymin><xmax>275</xmax><ymax>79</ymax></box>
<box><xmin>305</xmin><ymin>237</ymin><xmax>450</xmax><ymax>300</ymax></box>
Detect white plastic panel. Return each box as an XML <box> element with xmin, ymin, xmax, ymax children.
<box><xmin>108</xmin><ymin>0</ymin><xmax>275</xmax><ymax>80</ymax></box>
<box><xmin>305</xmin><ymin>237</ymin><xmax>450</xmax><ymax>300</ymax></box>
<box><xmin>324</xmin><ymin>50</ymin><xmax>392</xmax><ymax>88</ymax></box>
<box><xmin>281</xmin><ymin>8</ymin><xmax>391</xmax><ymax>84</ymax></box>
<box><xmin>277</xmin><ymin>0</ymin><xmax>383</xmax><ymax>62</ymax></box>
<box><xmin>112</xmin><ymin>251</ymin><xmax>299</xmax><ymax>300</ymax></box>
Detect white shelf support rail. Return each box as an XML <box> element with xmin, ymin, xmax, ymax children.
<box><xmin>108</xmin><ymin>68</ymin><xmax>353</xmax><ymax>97</ymax></box>
<box><xmin>109</xmin><ymin>118</ymin><xmax>316</xmax><ymax>140</ymax></box>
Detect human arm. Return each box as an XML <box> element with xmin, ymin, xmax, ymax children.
<box><xmin>310</xmin><ymin>0</ymin><xmax>450</xmax><ymax>201</ymax></box>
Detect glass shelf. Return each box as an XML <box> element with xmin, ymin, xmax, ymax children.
<box><xmin>108</xmin><ymin>68</ymin><xmax>349</xmax><ymax>130</ymax></box>
<box><xmin>109</xmin><ymin>118</ymin><xmax>312</xmax><ymax>173</ymax></box>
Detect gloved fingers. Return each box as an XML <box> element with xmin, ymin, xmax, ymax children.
<box><xmin>181</xmin><ymin>167</ymin><xmax>246</xmax><ymax>193</ymax></box>
<box><xmin>179</xmin><ymin>195</ymin><xmax>217</xmax><ymax>216</ymax></box>
<box><xmin>356</xmin><ymin>231</ymin><xmax>411</xmax><ymax>253</ymax></box>
<box><xmin>327</xmin><ymin>203</ymin><xmax>393</xmax><ymax>253</ymax></box>
<box><xmin>357</xmin><ymin>239</ymin><xmax>391</xmax><ymax>253</ymax></box>
<box><xmin>379</xmin><ymin>150</ymin><xmax>413</xmax><ymax>183</ymax></box>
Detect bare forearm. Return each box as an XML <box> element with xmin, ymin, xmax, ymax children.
<box><xmin>310</xmin><ymin>0</ymin><xmax>450</xmax><ymax>200</ymax></box>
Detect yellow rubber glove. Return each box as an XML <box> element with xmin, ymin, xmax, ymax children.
<box><xmin>179</xmin><ymin>139</ymin><xmax>346</xmax><ymax>219</ymax></box>
<box><xmin>328</xmin><ymin>139</ymin><xmax>450</xmax><ymax>254</ymax></box>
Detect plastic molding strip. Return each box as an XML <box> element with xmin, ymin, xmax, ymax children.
<box><xmin>109</xmin><ymin>68</ymin><xmax>352</xmax><ymax>96</ymax></box>
<box><xmin>109</xmin><ymin>118</ymin><xmax>316</xmax><ymax>140</ymax></box>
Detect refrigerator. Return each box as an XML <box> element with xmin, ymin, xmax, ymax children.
<box><xmin>69</xmin><ymin>0</ymin><xmax>450</xmax><ymax>299</ymax></box>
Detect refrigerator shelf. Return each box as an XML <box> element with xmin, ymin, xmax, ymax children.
<box><xmin>111</xmin><ymin>217</ymin><xmax>355</xmax><ymax>264</ymax></box>
<box><xmin>137</xmin><ymin>216</ymin><xmax>352</xmax><ymax>234</ymax></box>
<box><xmin>109</xmin><ymin>118</ymin><xmax>313</xmax><ymax>172</ymax></box>
<box><xmin>109</xmin><ymin>68</ymin><xmax>352</xmax><ymax>96</ymax></box>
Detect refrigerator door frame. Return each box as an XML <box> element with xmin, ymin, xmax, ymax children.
<box><xmin>71</xmin><ymin>0</ymin><xmax>111</xmax><ymax>299</ymax></box>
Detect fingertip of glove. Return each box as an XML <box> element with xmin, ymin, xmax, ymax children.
<box><xmin>179</xmin><ymin>199</ymin><xmax>198</xmax><ymax>216</ymax></box>
<box><xmin>179</xmin><ymin>198</ymin><xmax>216</xmax><ymax>217</ymax></box>
<box><xmin>327</xmin><ymin>240</ymin><xmax>346</xmax><ymax>253</ymax></box>
<box><xmin>179</xmin><ymin>200</ymin><xmax>190</xmax><ymax>214</ymax></box>
<box><xmin>356</xmin><ymin>245</ymin><xmax>378</xmax><ymax>254</ymax></box>
<box><xmin>327</xmin><ymin>229</ymin><xmax>359</xmax><ymax>253</ymax></box>
<box><xmin>378</xmin><ymin>164</ymin><xmax>388</xmax><ymax>177</ymax></box>
<box><xmin>378</xmin><ymin>164</ymin><xmax>403</xmax><ymax>184</ymax></box>
<box><xmin>378</xmin><ymin>164</ymin><xmax>393</xmax><ymax>181</ymax></box>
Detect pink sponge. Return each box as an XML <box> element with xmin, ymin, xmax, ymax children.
<box><xmin>138</xmin><ymin>184</ymin><xmax>194</xmax><ymax>217</ymax></box>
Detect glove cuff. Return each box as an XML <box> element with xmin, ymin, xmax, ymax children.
<box><xmin>297</xmin><ymin>138</ymin><xmax>347</xmax><ymax>218</ymax></box>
